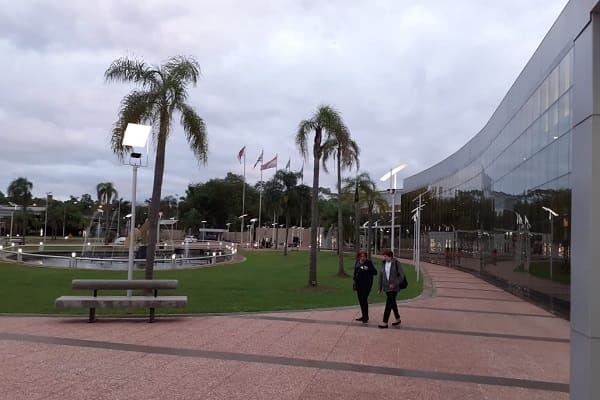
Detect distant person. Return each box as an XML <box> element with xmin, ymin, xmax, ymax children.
<box><xmin>353</xmin><ymin>251</ymin><xmax>378</xmax><ymax>323</ymax></box>
<box><xmin>377</xmin><ymin>250</ymin><xmax>406</xmax><ymax>328</ymax></box>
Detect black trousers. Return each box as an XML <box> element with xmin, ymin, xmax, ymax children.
<box><xmin>356</xmin><ymin>286</ymin><xmax>372</xmax><ymax>320</ymax></box>
<box><xmin>382</xmin><ymin>291</ymin><xmax>400</xmax><ymax>323</ymax></box>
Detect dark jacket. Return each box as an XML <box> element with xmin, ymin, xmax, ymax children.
<box><xmin>379</xmin><ymin>258</ymin><xmax>406</xmax><ymax>292</ymax></box>
<box><xmin>353</xmin><ymin>259</ymin><xmax>377</xmax><ymax>290</ymax></box>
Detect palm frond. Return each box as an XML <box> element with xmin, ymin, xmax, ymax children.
<box><xmin>296</xmin><ymin>119</ymin><xmax>315</xmax><ymax>158</ymax></box>
<box><xmin>163</xmin><ymin>56</ymin><xmax>200</xmax><ymax>86</ymax></box>
<box><xmin>104</xmin><ymin>57</ymin><xmax>159</xmax><ymax>89</ymax></box>
<box><xmin>180</xmin><ymin>103</ymin><xmax>208</xmax><ymax>164</ymax></box>
<box><xmin>110</xmin><ymin>91</ymin><xmax>157</xmax><ymax>160</ymax></box>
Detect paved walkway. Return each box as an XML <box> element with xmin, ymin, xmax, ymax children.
<box><xmin>0</xmin><ymin>261</ymin><xmax>569</xmax><ymax>399</ymax></box>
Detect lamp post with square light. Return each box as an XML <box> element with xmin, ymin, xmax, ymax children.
<box><xmin>542</xmin><ymin>206</ymin><xmax>559</xmax><ymax>280</ymax></box>
<box><xmin>122</xmin><ymin>123</ymin><xmax>151</xmax><ymax>291</ymax></box>
<box><xmin>380</xmin><ymin>164</ymin><xmax>407</xmax><ymax>255</ymax></box>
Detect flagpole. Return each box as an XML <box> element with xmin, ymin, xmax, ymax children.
<box><xmin>242</xmin><ymin>152</ymin><xmax>246</xmax><ymax>221</ymax></box>
<box><xmin>258</xmin><ymin>168</ymin><xmax>263</xmax><ymax>231</ymax></box>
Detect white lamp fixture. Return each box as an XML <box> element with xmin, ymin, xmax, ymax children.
<box><xmin>122</xmin><ymin>123</ymin><xmax>151</xmax><ymax>148</ymax></box>
<box><xmin>380</xmin><ymin>163</ymin><xmax>408</xmax><ymax>254</ymax></box>
<box><xmin>123</xmin><ymin>123</ymin><xmax>151</xmax><ymax>293</ymax></box>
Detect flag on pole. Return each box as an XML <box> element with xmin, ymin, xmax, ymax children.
<box><xmin>285</xmin><ymin>158</ymin><xmax>290</xmax><ymax>170</ymax></box>
<box><xmin>261</xmin><ymin>155</ymin><xmax>277</xmax><ymax>170</ymax></box>
<box><xmin>237</xmin><ymin>146</ymin><xmax>246</xmax><ymax>163</ymax></box>
<box><xmin>253</xmin><ymin>150</ymin><xmax>264</xmax><ymax>169</ymax></box>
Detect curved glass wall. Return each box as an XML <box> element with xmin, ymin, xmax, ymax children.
<box><xmin>400</xmin><ymin>48</ymin><xmax>573</xmax><ymax>318</ymax></box>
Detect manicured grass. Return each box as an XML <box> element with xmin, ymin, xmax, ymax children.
<box><xmin>0</xmin><ymin>250</ymin><xmax>423</xmax><ymax>315</ymax></box>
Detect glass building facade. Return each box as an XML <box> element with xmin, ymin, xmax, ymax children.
<box><xmin>399</xmin><ymin>28</ymin><xmax>575</xmax><ymax>318</ymax></box>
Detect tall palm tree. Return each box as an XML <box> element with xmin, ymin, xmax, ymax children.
<box><xmin>295</xmin><ymin>105</ymin><xmax>349</xmax><ymax>287</ymax></box>
<box><xmin>106</xmin><ymin>55</ymin><xmax>208</xmax><ymax>279</ymax></box>
<box><xmin>96</xmin><ymin>182</ymin><xmax>118</xmax><ymax>238</ymax></box>
<box><xmin>7</xmin><ymin>177</ymin><xmax>33</xmax><ymax>241</ymax></box>
<box><xmin>271</xmin><ymin>169</ymin><xmax>302</xmax><ymax>256</ymax></box>
<box><xmin>344</xmin><ymin>172</ymin><xmax>388</xmax><ymax>258</ymax></box>
<box><xmin>323</xmin><ymin>136</ymin><xmax>360</xmax><ymax>276</ymax></box>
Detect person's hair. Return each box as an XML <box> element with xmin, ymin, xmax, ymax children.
<box><xmin>357</xmin><ymin>250</ymin><xmax>367</xmax><ymax>258</ymax></box>
<box><xmin>383</xmin><ymin>250</ymin><xmax>394</xmax><ymax>258</ymax></box>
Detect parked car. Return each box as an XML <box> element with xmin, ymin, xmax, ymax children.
<box><xmin>184</xmin><ymin>236</ymin><xmax>198</xmax><ymax>243</ymax></box>
<box><xmin>113</xmin><ymin>237</ymin><xmax>127</xmax><ymax>245</ymax></box>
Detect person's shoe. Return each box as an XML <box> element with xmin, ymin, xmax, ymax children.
<box><xmin>355</xmin><ymin>317</ymin><xmax>365</xmax><ymax>322</ymax></box>
<box><xmin>362</xmin><ymin>319</ymin><xmax>369</xmax><ymax>324</ymax></box>
<box><xmin>392</xmin><ymin>319</ymin><xmax>401</xmax><ymax>326</ymax></box>
<box><xmin>378</xmin><ymin>324</ymin><xmax>388</xmax><ymax>329</ymax></box>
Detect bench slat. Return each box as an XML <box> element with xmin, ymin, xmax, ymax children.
<box><xmin>55</xmin><ymin>295</ymin><xmax>187</xmax><ymax>309</ymax></box>
<box><xmin>71</xmin><ymin>279</ymin><xmax>178</xmax><ymax>290</ymax></box>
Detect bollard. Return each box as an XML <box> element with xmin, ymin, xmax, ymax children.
<box><xmin>17</xmin><ymin>248</ymin><xmax>22</xmax><ymax>262</ymax></box>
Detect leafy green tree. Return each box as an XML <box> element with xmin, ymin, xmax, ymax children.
<box><xmin>323</xmin><ymin>136</ymin><xmax>359</xmax><ymax>276</ymax></box>
<box><xmin>296</xmin><ymin>105</ymin><xmax>349</xmax><ymax>287</ymax></box>
<box><xmin>7</xmin><ymin>177</ymin><xmax>33</xmax><ymax>241</ymax></box>
<box><xmin>106</xmin><ymin>55</ymin><xmax>208</xmax><ymax>279</ymax></box>
<box><xmin>267</xmin><ymin>170</ymin><xmax>303</xmax><ymax>255</ymax></box>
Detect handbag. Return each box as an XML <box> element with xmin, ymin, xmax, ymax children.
<box><xmin>395</xmin><ymin>261</ymin><xmax>408</xmax><ymax>290</ymax></box>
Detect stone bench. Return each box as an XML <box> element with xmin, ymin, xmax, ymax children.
<box><xmin>55</xmin><ymin>279</ymin><xmax>187</xmax><ymax>322</ymax></box>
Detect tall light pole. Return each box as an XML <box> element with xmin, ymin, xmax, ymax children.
<box><xmin>238</xmin><ymin>214</ymin><xmax>247</xmax><ymax>247</ymax></box>
<box><xmin>43</xmin><ymin>192</ymin><xmax>52</xmax><ymax>245</ymax></box>
<box><xmin>62</xmin><ymin>200</ymin><xmax>77</xmax><ymax>238</ymax></box>
<box><xmin>542</xmin><ymin>206</ymin><xmax>559</xmax><ymax>280</ymax></box>
<box><xmin>380</xmin><ymin>164</ymin><xmax>407</xmax><ymax>255</ymax></box>
<box><xmin>8</xmin><ymin>202</ymin><xmax>17</xmax><ymax>240</ymax></box>
<box><xmin>122</xmin><ymin>123</ymin><xmax>151</xmax><ymax>289</ymax></box>
<box><xmin>201</xmin><ymin>220</ymin><xmax>207</xmax><ymax>241</ymax></box>
<box><xmin>250</xmin><ymin>218</ymin><xmax>257</xmax><ymax>246</ymax></box>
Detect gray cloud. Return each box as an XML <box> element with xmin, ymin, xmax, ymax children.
<box><xmin>0</xmin><ymin>0</ymin><xmax>567</xmax><ymax>202</ymax></box>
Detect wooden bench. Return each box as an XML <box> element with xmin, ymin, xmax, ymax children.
<box><xmin>55</xmin><ymin>279</ymin><xmax>187</xmax><ymax>322</ymax></box>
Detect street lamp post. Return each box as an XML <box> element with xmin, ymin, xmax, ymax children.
<box><xmin>122</xmin><ymin>123</ymin><xmax>151</xmax><ymax>292</ymax></box>
<box><xmin>201</xmin><ymin>220</ymin><xmax>207</xmax><ymax>241</ymax></box>
<box><xmin>62</xmin><ymin>200</ymin><xmax>78</xmax><ymax>238</ymax></box>
<box><xmin>43</xmin><ymin>192</ymin><xmax>52</xmax><ymax>246</ymax></box>
<box><xmin>380</xmin><ymin>164</ymin><xmax>407</xmax><ymax>255</ymax></box>
<box><xmin>238</xmin><ymin>214</ymin><xmax>247</xmax><ymax>247</ymax></box>
<box><xmin>250</xmin><ymin>218</ymin><xmax>257</xmax><ymax>247</ymax></box>
<box><xmin>542</xmin><ymin>206</ymin><xmax>559</xmax><ymax>280</ymax></box>
<box><xmin>8</xmin><ymin>202</ymin><xmax>17</xmax><ymax>240</ymax></box>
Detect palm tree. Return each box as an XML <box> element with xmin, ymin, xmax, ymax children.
<box><xmin>344</xmin><ymin>173</ymin><xmax>387</xmax><ymax>258</ymax></box>
<box><xmin>295</xmin><ymin>105</ymin><xmax>349</xmax><ymax>286</ymax></box>
<box><xmin>323</xmin><ymin>136</ymin><xmax>360</xmax><ymax>276</ymax></box>
<box><xmin>7</xmin><ymin>177</ymin><xmax>33</xmax><ymax>242</ymax></box>
<box><xmin>106</xmin><ymin>55</ymin><xmax>208</xmax><ymax>279</ymax></box>
<box><xmin>96</xmin><ymin>182</ymin><xmax>118</xmax><ymax>240</ymax></box>
<box><xmin>270</xmin><ymin>170</ymin><xmax>302</xmax><ymax>256</ymax></box>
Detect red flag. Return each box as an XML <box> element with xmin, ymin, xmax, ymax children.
<box><xmin>237</xmin><ymin>146</ymin><xmax>246</xmax><ymax>163</ymax></box>
<box><xmin>261</xmin><ymin>155</ymin><xmax>277</xmax><ymax>170</ymax></box>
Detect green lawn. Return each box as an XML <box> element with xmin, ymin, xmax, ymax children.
<box><xmin>0</xmin><ymin>250</ymin><xmax>423</xmax><ymax>315</ymax></box>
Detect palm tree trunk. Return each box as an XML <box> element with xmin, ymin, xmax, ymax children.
<box><xmin>145</xmin><ymin>117</ymin><xmax>169</xmax><ymax>280</ymax></box>
<box><xmin>309</xmin><ymin>133</ymin><xmax>322</xmax><ymax>287</ymax></box>
<box><xmin>336</xmin><ymin>155</ymin><xmax>346</xmax><ymax>276</ymax></box>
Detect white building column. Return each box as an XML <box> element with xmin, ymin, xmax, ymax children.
<box><xmin>570</xmin><ymin>10</ymin><xmax>600</xmax><ymax>400</ymax></box>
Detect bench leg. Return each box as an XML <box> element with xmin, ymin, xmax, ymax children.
<box><xmin>88</xmin><ymin>308</ymin><xmax>96</xmax><ymax>323</ymax></box>
<box><xmin>149</xmin><ymin>308</ymin><xmax>155</xmax><ymax>323</ymax></box>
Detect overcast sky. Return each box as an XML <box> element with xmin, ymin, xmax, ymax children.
<box><xmin>0</xmin><ymin>0</ymin><xmax>568</xmax><ymax>202</ymax></box>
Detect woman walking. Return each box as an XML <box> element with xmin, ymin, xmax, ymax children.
<box><xmin>377</xmin><ymin>250</ymin><xmax>406</xmax><ymax>328</ymax></box>
<box><xmin>353</xmin><ymin>251</ymin><xmax>378</xmax><ymax>323</ymax></box>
